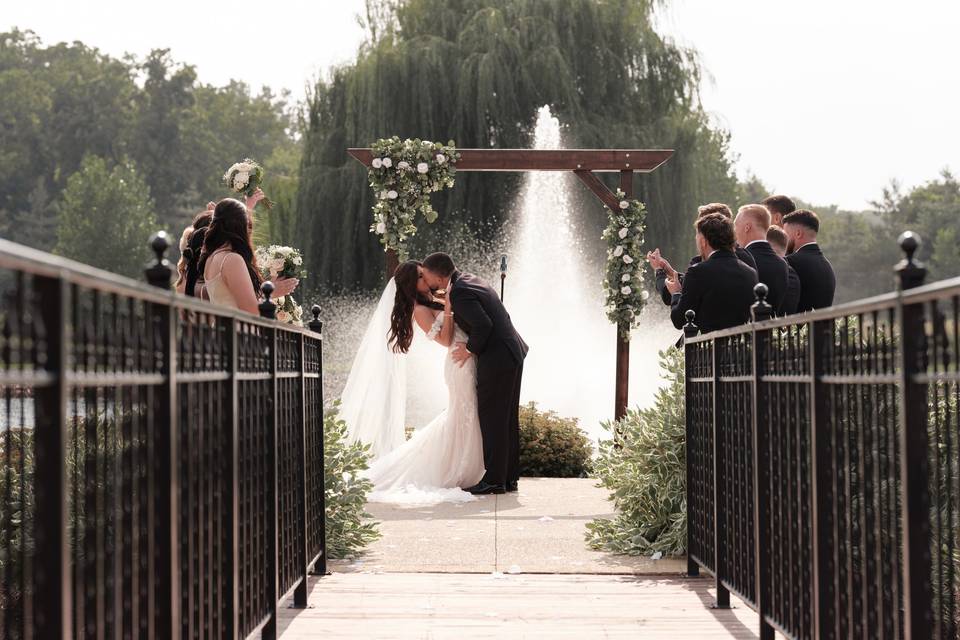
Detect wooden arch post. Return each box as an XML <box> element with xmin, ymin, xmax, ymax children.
<box><xmin>348</xmin><ymin>148</ymin><xmax>673</xmax><ymax>422</ymax></box>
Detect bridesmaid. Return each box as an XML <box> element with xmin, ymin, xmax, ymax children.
<box><xmin>199</xmin><ymin>196</ymin><xmax>297</xmax><ymax>314</ymax></box>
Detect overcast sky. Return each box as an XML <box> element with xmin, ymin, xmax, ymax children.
<box><xmin>5</xmin><ymin>0</ymin><xmax>957</xmax><ymax>210</ymax></box>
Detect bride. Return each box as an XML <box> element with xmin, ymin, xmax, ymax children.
<box><xmin>340</xmin><ymin>260</ymin><xmax>485</xmax><ymax>505</ymax></box>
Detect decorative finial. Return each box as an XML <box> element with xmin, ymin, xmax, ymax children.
<box><xmin>895</xmin><ymin>230</ymin><xmax>926</xmax><ymax>291</ymax></box>
<box><xmin>683</xmin><ymin>309</ymin><xmax>698</xmax><ymax>338</ymax></box>
<box><xmin>144</xmin><ymin>230</ymin><xmax>172</xmax><ymax>289</ymax></box>
<box><xmin>259</xmin><ymin>281</ymin><xmax>277</xmax><ymax>319</ymax></box>
<box><xmin>751</xmin><ymin>283</ymin><xmax>773</xmax><ymax>322</ymax></box>
<box><xmin>309</xmin><ymin>304</ymin><xmax>323</xmax><ymax>333</ymax></box>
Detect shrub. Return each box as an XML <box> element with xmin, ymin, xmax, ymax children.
<box><xmin>323</xmin><ymin>404</ymin><xmax>381</xmax><ymax>558</ymax></box>
<box><xmin>519</xmin><ymin>402</ymin><xmax>592</xmax><ymax>478</ymax></box>
<box><xmin>585</xmin><ymin>348</ymin><xmax>686</xmax><ymax>556</ymax></box>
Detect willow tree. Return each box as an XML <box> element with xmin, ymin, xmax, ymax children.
<box><xmin>298</xmin><ymin>0</ymin><xmax>738</xmax><ymax>289</ymax></box>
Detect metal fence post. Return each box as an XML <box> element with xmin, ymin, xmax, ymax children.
<box><xmin>712</xmin><ymin>335</ymin><xmax>730</xmax><ymax>609</ymax></box>
<box><xmin>808</xmin><ymin>316</ymin><xmax>838</xmax><ymax>638</ymax></box>
<box><xmin>263</xmin><ymin>316</ymin><xmax>279</xmax><ymax>640</ymax></box>
<box><xmin>683</xmin><ymin>310</ymin><xmax>700</xmax><ymax>578</ymax></box>
<box><xmin>226</xmin><ymin>318</ymin><xmax>240</xmax><ymax>638</ymax></box>
<box><xmin>294</xmin><ymin>331</ymin><xmax>309</xmax><ymax>607</ymax></box>
<box><xmin>32</xmin><ymin>276</ymin><xmax>71</xmax><ymax>640</ymax></box>
<box><xmin>308</xmin><ymin>305</ymin><xmax>327</xmax><ymax>577</ymax></box>
<box><xmin>143</xmin><ymin>233</ymin><xmax>181</xmax><ymax>639</ymax></box>
<box><xmin>895</xmin><ymin>231</ymin><xmax>933</xmax><ymax>639</ymax></box>
<box><xmin>750</xmin><ymin>284</ymin><xmax>774</xmax><ymax>639</ymax></box>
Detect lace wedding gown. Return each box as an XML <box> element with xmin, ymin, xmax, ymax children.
<box><xmin>365</xmin><ymin>313</ymin><xmax>486</xmax><ymax>505</ymax></box>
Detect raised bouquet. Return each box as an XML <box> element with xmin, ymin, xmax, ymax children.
<box><xmin>223</xmin><ymin>158</ymin><xmax>273</xmax><ymax>209</ymax></box>
<box><xmin>255</xmin><ymin>245</ymin><xmax>306</xmax><ymax>325</ymax></box>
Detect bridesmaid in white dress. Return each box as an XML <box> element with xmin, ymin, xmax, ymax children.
<box><xmin>199</xmin><ymin>195</ymin><xmax>297</xmax><ymax>312</ymax></box>
<box><xmin>364</xmin><ymin>260</ymin><xmax>485</xmax><ymax>505</ymax></box>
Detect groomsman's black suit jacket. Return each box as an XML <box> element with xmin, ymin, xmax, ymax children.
<box><xmin>786</xmin><ymin>242</ymin><xmax>836</xmax><ymax>312</ymax></box>
<box><xmin>657</xmin><ymin>246</ymin><xmax>757</xmax><ymax>306</ymax></box>
<box><xmin>669</xmin><ymin>250</ymin><xmax>759</xmax><ymax>334</ymax></box>
<box><xmin>781</xmin><ymin>264</ymin><xmax>802</xmax><ymax>316</ymax></box>
<box><xmin>745</xmin><ymin>240</ymin><xmax>790</xmax><ymax>314</ymax></box>
<box><xmin>448</xmin><ymin>271</ymin><xmax>528</xmax><ymax>367</ymax></box>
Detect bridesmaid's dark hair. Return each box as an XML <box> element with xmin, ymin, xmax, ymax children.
<box><xmin>183</xmin><ymin>209</ymin><xmax>213</xmax><ymax>297</ymax></box>
<box><xmin>199</xmin><ymin>198</ymin><xmax>262</xmax><ymax>295</ymax></box>
<box><xmin>389</xmin><ymin>260</ymin><xmax>442</xmax><ymax>354</ymax></box>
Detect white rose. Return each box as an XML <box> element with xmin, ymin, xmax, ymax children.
<box><xmin>619</xmin><ymin>200</ymin><xmax>629</xmax><ymax>209</ymax></box>
<box><xmin>422</xmin><ymin>140</ymin><xmax>432</xmax><ymax>147</ymax></box>
<box><xmin>613</xmin><ymin>246</ymin><xmax>624</xmax><ymax>257</ymax></box>
<box><xmin>379</xmin><ymin>190</ymin><xmax>389</xmax><ymax>200</ymax></box>
<box><xmin>375</xmin><ymin>222</ymin><xmax>387</xmax><ymax>234</ymax></box>
<box><xmin>277</xmin><ymin>311</ymin><xmax>292</xmax><ymax>324</ymax></box>
<box><xmin>293</xmin><ymin>255</ymin><xmax>303</xmax><ymax>266</ymax></box>
<box><xmin>233</xmin><ymin>178</ymin><xmax>246</xmax><ymax>191</ymax></box>
<box><xmin>623</xmin><ymin>254</ymin><xmax>634</xmax><ymax>264</ymax></box>
<box><xmin>236</xmin><ymin>162</ymin><xmax>253</xmax><ymax>173</ymax></box>
<box><xmin>398</xmin><ymin>161</ymin><xmax>410</xmax><ymax>171</ymax></box>
<box><xmin>372</xmin><ymin>158</ymin><xmax>383</xmax><ymax>169</ymax></box>
<box><xmin>387</xmin><ymin>190</ymin><xmax>399</xmax><ymax>200</ymax></box>
<box><xmin>618</xmin><ymin>227</ymin><xmax>629</xmax><ymax>239</ymax></box>
<box><xmin>382</xmin><ymin>157</ymin><xmax>393</xmax><ymax>168</ymax></box>
<box><xmin>621</xmin><ymin>286</ymin><xmax>632</xmax><ymax>295</ymax></box>
<box><xmin>641</xmin><ymin>290</ymin><xmax>650</xmax><ymax>300</ymax></box>
<box><xmin>621</xmin><ymin>273</ymin><xmax>630</xmax><ymax>282</ymax></box>
<box><xmin>236</xmin><ymin>170</ymin><xmax>250</xmax><ymax>184</ymax></box>
<box><xmin>273</xmin><ymin>296</ymin><xmax>285</xmax><ymax>307</ymax></box>
<box><xmin>270</xmin><ymin>257</ymin><xmax>285</xmax><ymax>272</ymax></box>
<box><xmin>417</xmin><ymin>162</ymin><xmax>429</xmax><ymax>174</ymax></box>
<box><xmin>436</xmin><ymin>153</ymin><xmax>447</xmax><ymax>164</ymax></box>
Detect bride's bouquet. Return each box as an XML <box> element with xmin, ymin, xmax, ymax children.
<box><xmin>255</xmin><ymin>245</ymin><xmax>306</xmax><ymax>325</ymax></box>
<box><xmin>223</xmin><ymin>158</ymin><xmax>273</xmax><ymax>209</ymax></box>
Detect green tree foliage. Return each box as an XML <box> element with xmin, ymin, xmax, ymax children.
<box><xmin>586</xmin><ymin>348</ymin><xmax>686</xmax><ymax>555</ymax></box>
<box><xmin>54</xmin><ymin>156</ymin><xmax>158</xmax><ymax>278</ymax></box>
<box><xmin>299</xmin><ymin>0</ymin><xmax>739</xmax><ymax>289</ymax></box>
<box><xmin>0</xmin><ymin>29</ymin><xmax>296</xmax><ymax>252</ymax></box>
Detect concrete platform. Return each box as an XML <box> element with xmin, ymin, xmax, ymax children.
<box><xmin>329</xmin><ymin>477</ymin><xmax>686</xmax><ymax>575</ymax></box>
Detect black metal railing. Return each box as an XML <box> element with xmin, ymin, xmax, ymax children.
<box><xmin>684</xmin><ymin>231</ymin><xmax>960</xmax><ymax>639</ymax></box>
<box><xmin>0</xmin><ymin>233</ymin><xmax>325</xmax><ymax>639</ymax></box>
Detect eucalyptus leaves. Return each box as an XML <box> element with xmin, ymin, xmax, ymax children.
<box><xmin>603</xmin><ymin>191</ymin><xmax>649</xmax><ymax>335</ymax></box>
<box><xmin>367</xmin><ymin>137</ymin><xmax>461</xmax><ymax>255</ymax></box>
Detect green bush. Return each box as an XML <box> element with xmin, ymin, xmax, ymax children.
<box><xmin>519</xmin><ymin>402</ymin><xmax>592</xmax><ymax>478</ymax></box>
<box><xmin>323</xmin><ymin>404</ymin><xmax>381</xmax><ymax>558</ymax></box>
<box><xmin>585</xmin><ymin>348</ymin><xmax>686</xmax><ymax>556</ymax></box>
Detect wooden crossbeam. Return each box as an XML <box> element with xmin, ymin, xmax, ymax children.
<box><xmin>573</xmin><ymin>170</ymin><xmax>622</xmax><ymax>212</ymax></box>
<box><xmin>347</xmin><ymin>148</ymin><xmax>672</xmax><ymax>173</ymax></box>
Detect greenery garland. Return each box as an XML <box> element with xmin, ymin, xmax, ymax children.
<box><xmin>603</xmin><ymin>190</ymin><xmax>649</xmax><ymax>336</ymax></box>
<box><xmin>367</xmin><ymin>137</ymin><xmax>460</xmax><ymax>256</ymax></box>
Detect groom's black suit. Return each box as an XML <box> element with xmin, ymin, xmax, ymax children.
<box><xmin>448</xmin><ymin>271</ymin><xmax>528</xmax><ymax>487</ymax></box>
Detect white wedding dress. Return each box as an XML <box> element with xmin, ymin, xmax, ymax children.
<box><xmin>339</xmin><ymin>279</ymin><xmax>485</xmax><ymax>506</ymax></box>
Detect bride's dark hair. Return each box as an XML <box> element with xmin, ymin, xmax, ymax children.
<box><xmin>198</xmin><ymin>198</ymin><xmax>262</xmax><ymax>295</ymax></box>
<box><xmin>389</xmin><ymin>260</ymin><xmax>442</xmax><ymax>354</ymax></box>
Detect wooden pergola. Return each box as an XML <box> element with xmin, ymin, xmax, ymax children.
<box><xmin>348</xmin><ymin>148</ymin><xmax>673</xmax><ymax>420</ymax></box>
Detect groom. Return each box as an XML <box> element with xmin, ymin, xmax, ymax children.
<box><xmin>421</xmin><ymin>252</ymin><xmax>528</xmax><ymax>494</ymax></box>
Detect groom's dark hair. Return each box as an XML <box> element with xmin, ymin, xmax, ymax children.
<box><xmin>423</xmin><ymin>252</ymin><xmax>456</xmax><ymax>277</ymax></box>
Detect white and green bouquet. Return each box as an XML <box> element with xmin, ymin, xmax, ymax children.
<box><xmin>223</xmin><ymin>158</ymin><xmax>273</xmax><ymax>209</ymax></box>
<box><xmin>255</xmin><ymin>245</ymin><xmax>306</xmax><ymax>325</ymax></box>
<box><xmin>367</xmin><ymin>137</ymin><xmax>460</xmax><ymax>256</ymax></box>
<box><xmin>603</xmin><ymin>190</ymin><xmax>649</xmax><ymax>336</ymax></box>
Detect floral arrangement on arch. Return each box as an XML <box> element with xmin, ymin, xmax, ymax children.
<box><xmin>366</xmin><ymin>137</ymin><xmax>460</xmax><ymax>255</ymax></box>
<box><xmin>255</xmin><ymin>244</ymin><xmax>305</xmax><ymax>325</ymax></box>
<box><xmin>603</xmin><ymin>190</ymin><xmax>649</xmax><ymax>336</ymax></box>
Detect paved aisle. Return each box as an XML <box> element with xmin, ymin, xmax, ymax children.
<box><xmin>279</xmin><ymin>478</ymin><xmax>765</xmax><ymax>639</ymax></box>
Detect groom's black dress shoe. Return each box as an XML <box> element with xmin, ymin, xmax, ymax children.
<box><xmin>506</xmin><ymin>481</ymin><xmax>518</xmax><ymax>493</ymax></box>
<box><xmin>465</xmin><ymin>481</ymin><xmax>505</xmax><ymax>495</ymax></box>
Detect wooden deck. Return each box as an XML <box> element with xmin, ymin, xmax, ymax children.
<box><xmin>279</xmin><ymin>479</ymin><xmax>767</xmax><ymax>639</ymax></box>
<box><xmin>279</xmin><ymin>573</ymin><xmax>763</xmax><ymax>639</ymax></box>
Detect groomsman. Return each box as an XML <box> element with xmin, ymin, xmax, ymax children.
<box><xmin>667</xmin><ymin>213</ymin><xmax>758</xmax><ymax>334</ymax></box>
<box><xmin>782</xmin><ymin>209</ymin><xmax>836</xmax><ymax>311</ymax></box>
<box><xmin>651</xmin><ymin>202</ymin><xmax>756</xmax><ymax>306</ymax></box>
<box><xmin>762</xmin><ymin>194</ymin><xmax>796</xmax><ymax>227</ymax></box>
<box><xmin>734</xmin><ymin>204</ymin><xmax>791</xmax><ymax>314</ymax></box>
<box><xmin>766</xmin><ymin>225</ymin><xmax>801</xmax><ymax>315</ymax></box>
